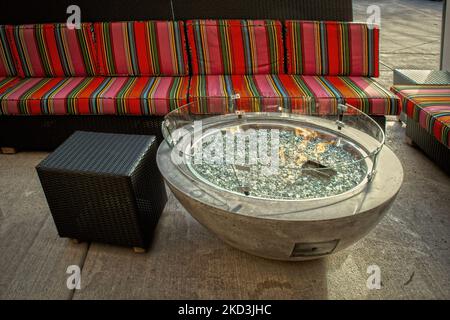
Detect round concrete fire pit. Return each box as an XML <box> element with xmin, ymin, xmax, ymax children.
<box><xmin>157</xmin><ymin>98</ymin><xmax>403</xmax><ymax>261</ymax></box>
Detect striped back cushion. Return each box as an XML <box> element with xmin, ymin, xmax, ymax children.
<box><xmin>286</xmin><ymin>21</ymin><xmax>379</xmax><ymax>77</ymax></box>
<box><xmin>187</xmin><ymin>20</ymin><xmax>284</xmax><ymax>75</ymax></box>
<box><xmin>95</xmin><ymin>21</ymin><xmax>188</xmax><ymax>76</ymax></box>
<box><xmin>7</xmin><ymin>24</ymin><xmax>96</xmax><ymax>77</ymax></box>
<box><xmin>0</xmin><ymin>26</ymin><xmax>17</xmax><ymax>76</ymax></box>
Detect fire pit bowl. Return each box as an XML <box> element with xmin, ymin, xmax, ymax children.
<box><xmin>157</xmin><ymin>98</ymin><xmax>403</xmax><ymax>261</ymax></box>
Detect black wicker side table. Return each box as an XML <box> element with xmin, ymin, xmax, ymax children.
<box><xmin>36</xmin><ymin>131</ymin><xmax>167</xmax><ymax>252</ymax></box>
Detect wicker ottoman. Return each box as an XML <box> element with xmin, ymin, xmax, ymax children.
<box><xmin>36</xmin><ymin>131</ymin><xmax>167</xmax><ymax>251</ymax></box>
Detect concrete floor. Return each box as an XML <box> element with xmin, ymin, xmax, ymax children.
<box><xmin>1</xmin><ymin>0</ymin><xmax>449</xmax><ymax>299</ymax></box>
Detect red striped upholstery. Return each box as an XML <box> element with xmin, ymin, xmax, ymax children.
<box><xmin>391</xmin><ymin>85</ymin><xmax>450</xmax><ymax>147</ymax></box>
<box><xmin>0</xmin><ymin>20</ymin><xmax>397</xmax><ymax>120</ymax></box>
<box><xmin>189</xmin><ymin>75</ymin><xmax>399</xmax><ymax>115</ymax></box>
<box><xmin>285</xmin><ymin>21</ymin><xmax>379</xmax><ymax>77</ymax></box>
<box><xmin>0</xmin><ymin>26</ymin><xmax>17</xmax><ymax>76</ymax></box>
<box><xmin>187</xmin><ymin>20</ymin><xmax>284</xmax><ymax>75</ymax></box>
<box><xmin>7</xmin><ymin>24</ymin><xmax>97</xmax><ymax>77</ymax></box>
<box><xmin>95</xmin><ymin>21</ymin><xmax>189</xmax><ymax>77</ymax></box>
<box><xmin>0</xmin><ymin>77</ymin><xmax>20</xmax><ymax>95</ymax></box>
<box><xmin>0</xmin><ymin>76</ymin><xmax>189</xmax><ymax>116</ymax></box>
<box><xmin>189</xmin><ymin>75</ymin><xmax>303</xmax><ymax>113</ymax></box>
<box><xmin>305</xmin><ymin>76</ymin><xmax>399</xmax><ymax>115</ymax></box>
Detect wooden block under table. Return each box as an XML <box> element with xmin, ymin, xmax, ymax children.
<box><xmin>1</xmin><ymin>147</ymin><xmax>17</xmax><ymax>154</ymax></box>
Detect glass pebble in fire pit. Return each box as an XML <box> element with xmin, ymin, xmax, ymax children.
<box><xmin>190</xmin><ymin>125</ymin><xmax>368</xmax><ymax>200</ymax></box>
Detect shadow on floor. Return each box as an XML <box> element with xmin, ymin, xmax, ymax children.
<box><xmin>71</xmin><ymin>191</ymin><xmax>330</xmax><ymax>299</ymax></box>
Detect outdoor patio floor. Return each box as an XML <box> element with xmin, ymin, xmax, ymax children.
<box><xmin>1</xmin><ymin>0</ymin><xmax>449</xmax><ymax>299</ymax></box>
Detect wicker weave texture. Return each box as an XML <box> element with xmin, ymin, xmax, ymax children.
<box><xmin>394</xmin><ymin>69</ymin><xmax>450</xmax><ymax>85</ymax></box>
<box><xmin>406</xmin><ymin>118</ymin><xmax>450</xmax><ymax>175</ymax></box>
<box><xmin>0</xmin><ymin>115</ymin><xmax>164</xmax><ymax>151</ymax></box>
<box><xmin>36</xmin><ymin>131</ymin><xmax>167</xmax><ymax>248</ymax></box>
<box><xmin>0</xmin><ymin>0</ymin><xmax>353</xmax><ymax>24</ymax></box>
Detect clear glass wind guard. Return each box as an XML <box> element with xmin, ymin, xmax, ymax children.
<box><xmin>162</xmin><ymin>96</ymin><xmax>385</xmax><ymax>211</ymax></box>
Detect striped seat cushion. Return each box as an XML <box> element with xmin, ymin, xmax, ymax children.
<box><xmin>187</xmin><ymin>20</ymin><xmax>284</xmax><ymax>75</ymax></box>
<box><xmin>189</xmin><ymin>75</ymin><xmax>304</xmax><ymax>113</ymax></box>
<box><xmin>286</xmin><ymin>21</ymin><xmax>379</xmax><ymax>77</ymax></box>
<box><xmin>95</xmin><ymin>21</ymin><xmax>188</xmax><ymax>77</ymax></box>
<box><xmin>0</xmin><ymin>77</ymin><xmax>20</xmax><ymax>95</ymax></box>
<box><xmin>391</xmin><ymin>85</ymin><xmax>450</xmax><ymax>147</ymax></box>
<box><xmin>296</xmin><ymin>76</ymin><xmax>399</xmax><ymax>115</ymax></box>
<box><xmin>0</xmin><ymin>26</ymin><xmax>17</xmax><ymax>76</ymax></box>
<box><xmin>7</xmin><ymin>24</ymin><xmax>97</xmax><ymax>77</ymax></box>
<box><xmin>0</xmin><ymin>76</ymin><xmax>189</xmax><ymax>116</ymax></box>
<box><xmin>189</xmin><ymin>75</ymin><xmax>399</xmax><ymax>115</ymax></box>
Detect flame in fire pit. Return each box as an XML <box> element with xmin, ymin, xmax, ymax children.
<box><xmin>314</xmin><ymin>141</ymin><xmax>335</xmax><ymax>155</ymax></box>
<box><xmin>295</xmin><ymin>128</ymin><xmax>318</xmax><ymax>140</ymax></box>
